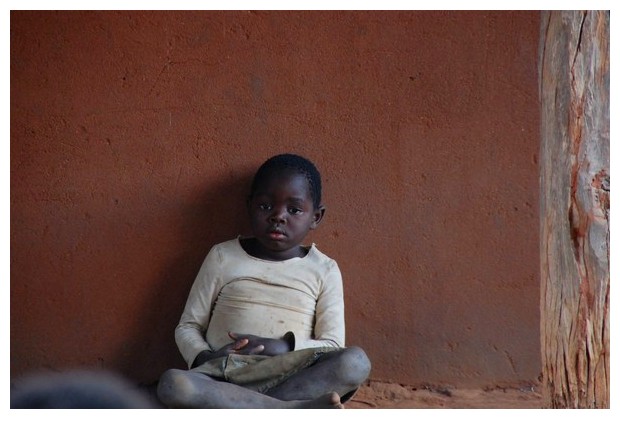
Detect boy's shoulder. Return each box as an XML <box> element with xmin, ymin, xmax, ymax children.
<box><xmin>306</xmin><ymin>243</ymin><xmax>334</xmax><ymax>262</ymax></box>
<box><xmin>202</xmin><ymin>238</ymin><xmax>244</xmax><ymax>265</ymax></box>
<box><xmin>305</xmin><ymin>244</ymin><xmax>341</xmax><ymax>274</ymax></box>
<box><xmin>212</xmin><ymin>237</ymin><xmax>242</xmax><ymax>252</ymax></box>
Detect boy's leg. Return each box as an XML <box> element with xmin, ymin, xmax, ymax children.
<box><xmin>265</xmin><ymin>346</ymin><xmax>371</xmax><ymax>401</ymax></box>
<box><xmin>157</xmin><ymin>368</ymin><xmax>343</xmax><ymax>409</ymax></box>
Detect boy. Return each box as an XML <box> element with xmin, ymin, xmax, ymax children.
<box><xmin>157</xmin><ymin>154</ymin><xmax>371</xmax><ymax>408</ymax></box>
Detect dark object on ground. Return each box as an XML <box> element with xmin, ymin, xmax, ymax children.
<box><xmin>11</xmin><ymin>369</ymin><xmax>155</xmax><ymax>409</ymax></box>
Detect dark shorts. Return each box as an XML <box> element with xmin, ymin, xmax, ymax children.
<box><xmin>191</xmin><ymin>347</ymin><xmax>338</xmax><ymax>394</ymax></box>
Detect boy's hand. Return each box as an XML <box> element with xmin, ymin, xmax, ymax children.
<box><xmin>190</xmin><ymin>332</ymin><xmax>291</xmax><ymax>368</ymax></box>
<box><xmin>228</xmin><ymin>332</ymin><xmax>291</xmax><ymax>356</ymax></box>
<box><xmin>190</xmin><ymin>336</ymin><xmax>258</xmax><ymax>368</ymax></box>
<box><xmin>227</xmin><ymin>333</ymin><xmax>265</xmax><ymax>355</ymax></box>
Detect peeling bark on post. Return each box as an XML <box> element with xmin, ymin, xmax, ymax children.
<box><xmin>539</xmin><ymin>11</ymin><xmax>609</xmax><ymax>408</ymax></box>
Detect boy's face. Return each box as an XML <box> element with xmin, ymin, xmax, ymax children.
<box><xmin>247</xmin><ymin>172</ymin><xmax>324</xmax><ymax>261</ymax></box>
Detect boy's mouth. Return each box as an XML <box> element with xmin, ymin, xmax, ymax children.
<box><xmin>267</xmin><ymin>228</ymin><xmax>286</xmax><ymax>240</ymax></box>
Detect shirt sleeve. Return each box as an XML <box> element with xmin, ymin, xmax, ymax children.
<box><xmin>294</xmin><ymin>259</ymin><xmax>346</xmax><ymax>350</ymax></box>
<box><xmin>174</xmin><ymin>246</ymin><xmax>224</xmax><ymax>368</ymax></box>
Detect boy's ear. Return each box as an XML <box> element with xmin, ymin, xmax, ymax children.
<box><xmin>310</xmin><ymin>205</ymin><xmax>326</xmax><ymax>229</ymax></box>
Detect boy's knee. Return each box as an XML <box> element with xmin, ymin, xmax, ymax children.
<box><xmin>157</xmin><ymin>369</ymin><xmax>195</xmax><ymax>407</ymax></box>
<box><xmin>347</xmin><ymin>346</ymin><xmax>371</xmax><ymax>373</ymax></box>
<box><xmin>339</xmin><ymin>346</ymin><xmax>371</xmax><ymax>384</ymax></box>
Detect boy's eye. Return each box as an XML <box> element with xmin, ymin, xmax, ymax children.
<box><xmin>288</xmin><ymin>207</ymin><xmax>303</xmax><ymax>215</ymax></box>
<box><xmin>259</xmin><ymin>203</ymin><xmax>272</xmax><ymax>211</ymax></box>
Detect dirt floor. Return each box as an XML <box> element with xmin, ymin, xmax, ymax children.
<box><xmin>144</xmin><ymin>379</ymin><xmax>543</xmax><ymax>409</ymax></box>
<box><xmin>345</xmin><ymin>380</ymin><xmax>543</xmax><ymax>409</ymax></box>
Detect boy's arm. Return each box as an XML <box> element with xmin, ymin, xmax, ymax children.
<box><xmin>294</xmin><ymin>260</ymin><xmax>345</xmax><ymax>350</ymax></box>
<box><xmin>174</xmin><ymin>246</ymin><xmax>224</xmax><ymax>368</ymax></box>
<box><xmin>175</xmin><ymin>321</ymin><xmax>210</xmax><ymax>368</ymax></box>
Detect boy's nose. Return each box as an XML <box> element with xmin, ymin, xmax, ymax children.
<box><xmin>270</xmin><ymin>207</ymin><xmax>287</xmax><ymax>223</ymax></box>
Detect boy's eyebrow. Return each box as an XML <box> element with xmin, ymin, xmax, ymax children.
<box><xmin>287</xmin><ymin>197</ymin><xmax>307</xmax><ymax>204</ymax></box>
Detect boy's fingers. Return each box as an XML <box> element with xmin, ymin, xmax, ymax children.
<box><xmin>234</xmin><ymin>338</ymin><xmax>249</xmax><ymax>349</ymax></box>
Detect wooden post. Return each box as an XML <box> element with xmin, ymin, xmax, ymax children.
<box><xmin>539</xmin><ymin>10</ymin><xmax>609</xmax><ymax>408</ymax></box>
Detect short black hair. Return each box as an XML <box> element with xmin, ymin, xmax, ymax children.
<box><xmin>250</xmin><ymin>153</ymin><xmax>322</xmax><ymax>209</ymax></box>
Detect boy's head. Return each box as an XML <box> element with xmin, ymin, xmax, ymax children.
<box><xmin>245</xmin><ymin>154</ymin><xmax>325</xmax><ymax>260</ymax></box>
<box><xmin>250</xmin><ymin>153</ymin><xmax>322</xmax><ymax>210</ymax></box>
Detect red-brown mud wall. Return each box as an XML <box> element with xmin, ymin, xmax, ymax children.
<box><xmin>11</xmin><ymin>11</ymin><xmax>540</xmax><ymax>388</ymax></box>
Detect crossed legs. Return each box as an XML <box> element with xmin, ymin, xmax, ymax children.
<box><xmin>157</xmin><ymin>346</ymin><xmax>371</xmax><ymax>409</ymax></box>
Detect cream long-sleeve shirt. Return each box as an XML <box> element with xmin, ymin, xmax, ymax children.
<box><xmin>174</xmin><ymin>238</ymin><xmax>345</xmax><ymax>368</ymax></box>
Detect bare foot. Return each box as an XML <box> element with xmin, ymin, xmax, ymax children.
<box><xmin>292</xmin><ymin>392</ymin><xmax>343</xmax><ymax>409</ymax></box>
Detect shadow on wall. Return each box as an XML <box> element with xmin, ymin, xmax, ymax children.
<box><xmin>107</xmin><ymin>168</ymin><xmax>256</xmax><ymax>384</ymax></box>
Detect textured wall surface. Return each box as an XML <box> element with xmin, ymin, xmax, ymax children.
<box><xmin>11</xmin><ymin>11</ymin><xmax>540</xmax><ymax>388</ymax></box>
<box><xmin>540</xmin><ymin>10</ymin><xmax>610</xmax><ymax>408</ymax></box>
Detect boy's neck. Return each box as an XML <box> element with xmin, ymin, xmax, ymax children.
<box><xmin>240</xmin><ymin>237</ymin><xmax>309</xmax><ymax>261</ymax></box>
